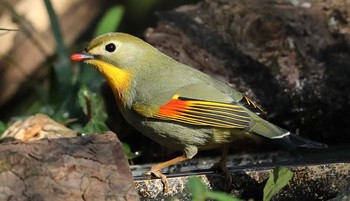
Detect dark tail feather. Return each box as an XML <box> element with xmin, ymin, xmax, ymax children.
<box><xmin>274</xmin><ymin>133</ymin><xmax>328</xmax><ymax>151</ymax></box>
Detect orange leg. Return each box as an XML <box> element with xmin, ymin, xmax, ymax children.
<box><xmin>145</xmin><ymin>155</ymin><xmax>189</xmax><ymax>193</ymax></box>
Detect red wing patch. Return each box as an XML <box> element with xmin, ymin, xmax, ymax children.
<box><xmin>157</xmin><ymin>98</ymin><xmax>188</xmax><ymax>117</ymax></box>
<box><xmin>153</xmin><ymin>95</ymin><xmax>251</xmax><ymax>129</ymax></box>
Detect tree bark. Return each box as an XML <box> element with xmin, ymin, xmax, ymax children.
<box><xmin>0</xmin><ymin>132</ymin><xmax>139</xmax><ymax>201</ymax></box>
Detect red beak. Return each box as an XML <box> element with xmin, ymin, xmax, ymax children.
<box><xmin>70</xmin><ymin>52</ymin><xmax>94</xmax><ymax>62</ymax></box>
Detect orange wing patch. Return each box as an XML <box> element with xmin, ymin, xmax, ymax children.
<box><xmin>153</xmin><ymin>95</ymin><xmax>251</xmax><ymax>129</ymax></box>
<box><xmin>157</xmin><ymin>98</ymin><xmax>188</xmax><ymax>117</ymax></box>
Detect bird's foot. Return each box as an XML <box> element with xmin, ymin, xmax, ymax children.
<box><xmin>144</xmin><ymin>155</ymin><xmax>188</xmax><ymax>193</ymax></box>
<box><xmin>145</xmin><ymin>169</ymin><xmax>169</xmax><ymax>193</ymax></box>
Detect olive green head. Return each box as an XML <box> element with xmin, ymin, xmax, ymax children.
<box><xmin>79</xmin><ymin>32</ymin><xmax>156</xmax><ymax>69</ymax></box>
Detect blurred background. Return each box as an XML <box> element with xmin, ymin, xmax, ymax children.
<box><xmin>0</xmin><ymin>0</ymin><xmax>196</xmax><ymax>122</ymax></box>
<box><xmin>0</xmin><ymin>0</ymin><xmax>202</xmax><ymax>163</ymax></box>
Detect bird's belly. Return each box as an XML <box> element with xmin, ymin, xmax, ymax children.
<box><xmin>124</xmin><ymin>114</ymin><xmax>244</xmax><ymax>150</ymax></box>
<box><xmin>141</xmin><ymin>120</ymin><xmax>250</xmax><ymax>150</ymax></box>
<box><xmin>142</xmin><ymin>120</ymin><xmax>214</xmax><ymax>149</ymax></box>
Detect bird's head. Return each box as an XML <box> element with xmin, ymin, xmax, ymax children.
<box><xmin>71</xmin><ymin>32</ymin><xmax>154</xmax><ymax>70</ymax></box>
<box><xmin>71</xmin><ymin>32</ymin><xmax>155</xmax><ymax>103</ymax></box>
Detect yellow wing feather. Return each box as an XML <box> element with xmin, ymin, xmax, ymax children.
<box><xmin>153</xmin><ymin>96</ymin><xmax>251</xmax><ymax>128</ymax></box>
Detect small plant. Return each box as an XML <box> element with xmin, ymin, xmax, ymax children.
<box><xmin>188</xmin><ymin>177</ymin><xmax>243</xmax><ymax>201</ymax></box>
<box><xmin>263</xmin><ymin>166</ymin><xmax>293</xmax><ymax>201</ymax></box>
<box><xmin>0</xmin><ymin>121</ymin><xmax>7</xmax><ymax>136</ymax></box>
<box><xmin>187</xmin><ymin>166</ymin><xmax>293</xmax><ymax>201</ymax></box>
<box><xmin>77</xmin><ymin>85</ymin><xmax>109</xmax><ymax>134</ymax></box>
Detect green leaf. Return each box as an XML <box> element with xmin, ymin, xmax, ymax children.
<box><xmin>206</xmin><ymin>191</ymin><xmax>243</xmax><ymax>201</ymax></box>
<box><xmin>77</xmin><ymin>85</ymin><xmax>108</xmax><ymax>134</ymax></box>
<box><xmin>122</xmin><ymin>143</ymin><xmax>141</xmax><ymax>160</ymax></box>
<box><xmin>188</xmin><ymin>177</ymin><xmax>207</xmax><ymax>201</ymax></box>
<box><xmin>188</xmin><ymin>177</ymin><xmax>243</xmax><ymax>201</ymax></box>
<box><xmin>78</xmin><ymin>86</ymin><xmax>89</xmax><ymax>115</ymax></box>
<box><xmin>0</xmin><ymin>121</ymin><xmax>7</xmax><ymax>136</ymax></box>
<box><xmin>263</xmin><ymin>166</ymin><xmax>294</xmax><ymax>201</ymax></box>
<box><xmin>94</xmin><ymin>5</ymin><xmax>125</xmax><ymax>36</ymax></box>
<box><xmin>83</xmin><ymin>119</ymin><xmax>108</xmax><ymax>134</ymax></box>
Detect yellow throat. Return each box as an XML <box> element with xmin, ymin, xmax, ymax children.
<box><xmin>85</xmin><ymin>59</ymin><xmax>131</xmax><ymax>102</ymax></box>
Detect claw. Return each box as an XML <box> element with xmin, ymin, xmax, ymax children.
<box><xmin>144</xmin><ymin>155</ymin><xmax>189</xmax><ymax>193</ymax></box>
<box><xmin>145</xmin><ymin>169</ymin><xmax>170</xmax><ymax>193</ymax></box>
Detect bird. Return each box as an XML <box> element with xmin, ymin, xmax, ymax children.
<box><xmin>71</xmin><ymin>32</ymin><xmax>327</xmax><ymax>193</ymax></box>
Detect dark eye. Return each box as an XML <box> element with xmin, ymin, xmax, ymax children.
<box><xmin>105</xmin><ymin>43</ymin><xmax>116</xmax><ymax>52</ymax></box>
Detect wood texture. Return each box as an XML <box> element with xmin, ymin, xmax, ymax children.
<box><xmin>0</xmin><ymin>132</ymin><xmax>139</xmax><ymax>201</ymax></box>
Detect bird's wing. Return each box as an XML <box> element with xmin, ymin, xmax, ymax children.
<box><xmin>133</xmin><ymin>83</ymin><xmax>261</xmax><ymax>129</ymax></box>
<box><xmin>152</xmin><ymin>94</ymin><xmax>251</xmax><ymax>128</ymax></box>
